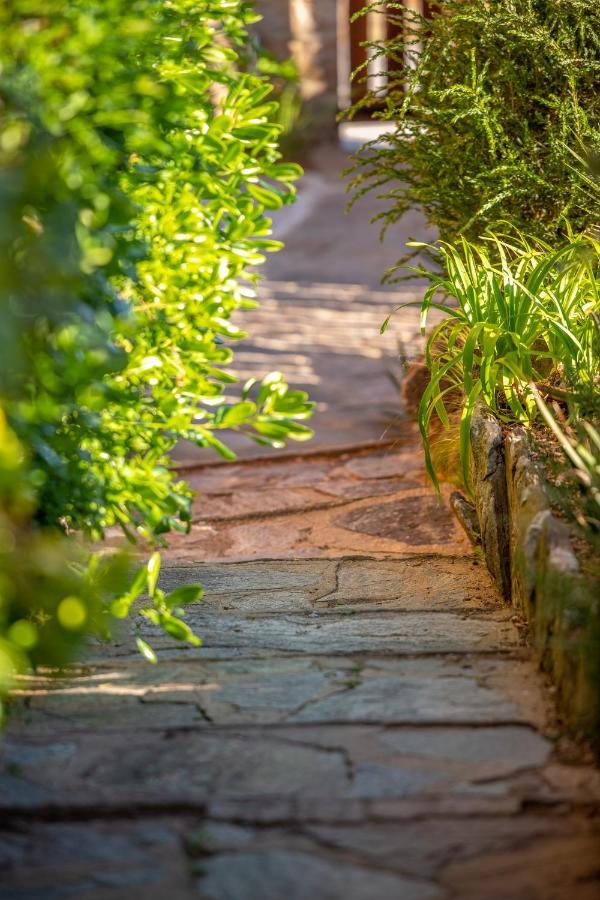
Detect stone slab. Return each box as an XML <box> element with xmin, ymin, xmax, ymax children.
<box><xmin>159</xmin><ymin>560</ymin><xmax>337</xmax><ymax>612</ymax></box>
<box><xmin>130</xmin><ymin>609</ymin><xmax>520</xmax><ymax>658</ymax></box>
<box><xmin>287</xmin><ymin>659</ymin><xmax>538</xmax><ymax>726</ymax></box>
<box><xmin>0</xmin><ymin>817</ymin><xmax>198</xmax><ymax>900</ymax></box>
<box><xmin>334</xmin><ymin>495</ymin><xmax>458</xmax><ymax>545</ymax></box>
<box><xmin>158</xmin><ymin>556</ymin><xmax>497</xmax><ymax>613</ymax></box>
<box><xmin>0</xmin><ymin>722</ymin><xmax>555</xmax><ymax>815</ymax></box>
<box><xmin>325</xmin><ymin>556</ymin><xmax>497</xmax><ymax>608</ymax></box>
<box><xmin>197</xmin><ymin>850</ymin><xmax>442</xmax><ymax>900</ymax></box>
<box><xmin>9</xmin><ymin>656</ymin><xmax>546</xmax><ymax>733</ymax></box>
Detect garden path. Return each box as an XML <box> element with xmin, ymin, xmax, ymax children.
<box><xmin>1</xmin><ymin>145</ymin><xmax>599</xmax><ymax>899</ymax></box>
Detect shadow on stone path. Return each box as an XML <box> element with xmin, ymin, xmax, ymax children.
<box><xmin>1</xmin><ymin>145</ymin><xmax>599</xmax><ymax>900</ymax></box>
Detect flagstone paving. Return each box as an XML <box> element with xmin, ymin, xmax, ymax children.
<box><xmin>1</xmin><ymin>146</ymin><xmax>599</xmax><ymax>899</ymax></box>
<box><xmin>168</xmin><ymin>440</ymin><xmax>466</xmax><ymax>561</ymax></box>
<box><xmin>3</xmin><ymin>542</ymin><xmax>600</xmax><ymax>900</ymax></box>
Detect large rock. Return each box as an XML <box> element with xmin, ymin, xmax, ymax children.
<box><xmin>470</xmin><ymin>405</ymin><xmax>511</xmax><ymax>600</ymax></box>
<box><xmin>505</xmin><ymin>427</ymin><xmax>553</xmax><ymax>616</ymax></box>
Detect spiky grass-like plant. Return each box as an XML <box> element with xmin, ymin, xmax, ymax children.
<box><xmin>383</xmin><ymin>234</ymin><xmax>600</xmax><ymax>490</ymax></box>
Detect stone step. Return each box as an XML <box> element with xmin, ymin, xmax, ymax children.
<box><xmin>157</xmin><ymin>557</ymin><xmax>496</xmax><ymax>612</ymax></box>
<box><xmin>166</xmin><ymin>443</ymin><xmax>474</xmax><ymax>561</ymax></box>
<box><xmin>2</xmin><ymin>811</ymin><xmax>599</xmax><ymax>900</ymax></box>
<box><xmin>9</xmin><ymin>653</ymin><xmax>545</xmax><ymax>735</ymax></box>
<box><xmin>1</xmin><ymin>721</ymin><xmax>559</xmax><ymax>814</ymax></box>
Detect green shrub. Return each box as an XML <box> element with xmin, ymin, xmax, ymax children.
<box><xmin>349</xmin><ymin>0</ymin><xmax>600</xmax><ymax>266</ymax></box>
<box><xmin>0</xmin><ymin>0</ymin><xmax>313</xmax><ymax>703</ymax></box>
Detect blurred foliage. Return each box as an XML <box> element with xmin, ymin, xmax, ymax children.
<box><xmin>0</xmin><ymin>0</ymin><xmax>313</xmax><ymax>708</ymax></box>
<box><xmin>348</xmin><ymin>0</ymin><xmax>600</xmax><ymax>275</ymax></box>
<box><xmin>0</xmin><ymin>410</ymin><xmax>132</xmax><ymax>721</ymax></box>
<box><xmin>534</xmin><ymin>388</ymin><xmax>600</xmax><ymax>547</ymax></box>
<box><xmin>252</xmin><ymin>41</ymin><xmax>328</xmax><ymax>162</ymax></box>
<box><xmin>255</xmin><ymin>49</ymin><xmax>303</xmax><ymax>142</ymax></box>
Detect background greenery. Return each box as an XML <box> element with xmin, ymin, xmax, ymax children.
<box><xmin>349</xmin><ymin>0</ymin><xmax>600</xmax><ymax>273</ymax></box>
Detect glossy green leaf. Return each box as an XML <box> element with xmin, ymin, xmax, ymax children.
<box><xmin>165</xmin><ymin>584</ymin><xmax>205</xmax><ymax>609</ymax></box>
<box><xmin>147</xmin><ymin>552</ymin><xmax>161</xmax><ymax>597</ymax></box>
<box><xmin>136</xmin><ymin>637</ymin><xmax>158</xmax><ymax>664</ymax></box>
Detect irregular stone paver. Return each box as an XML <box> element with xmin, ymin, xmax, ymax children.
<box><xmin>158</xmin><ymin>559</ymin><xmax>336</xmax><ymax>610</ymax></box>
<box><xmin>167</xmin><ymin>446</ymin><xmax>470</xmax><ymax>561</ymax></box>
<box><xmin>0</xmin><ymin>817</ymin><xmax>199</xmax><ymax>900</ymax></box>
<box><xmin>334</xmin><ymin>494</ymin><xmax>458</xmax><ymax>543</ymax></box>
<box><xmin>2</xmin><ymin>147</ymin><xmax>599</xmax><ymax>899</ymax></box>
<box><xmin>198</xmin><ymin>850</ymin><xmax>443</xmax><ymax>900</ymax></box>
<box><xmin>128</xmin><ymin>608</ymin><xmax>520</xmax><ymax>657</ymax></box>
<box><xmin>159</xmin><ymin>555</ymin><xmax>493</xmax><ymax>610</ymax></box>
<box><xmin>7</xmin><ymin>654</ymin><xmax>549</xmax><ymax>732</ymax></box>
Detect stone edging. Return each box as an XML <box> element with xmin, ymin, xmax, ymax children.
<box><xmin>457</xmin><ymin>404</ymin><xmax>599</xmax><ymax>738</ymax></box>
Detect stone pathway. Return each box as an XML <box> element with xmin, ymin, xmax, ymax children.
<box><xmin>1</xmin><ymin>146</ymin><xmax>599</xmax><ymax>899</ymax></box>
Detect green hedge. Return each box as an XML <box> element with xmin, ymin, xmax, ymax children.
<box><xmin>0</xmin><ymin>0</ymin><xmax>312</xmax><ymax>706</ymax></box>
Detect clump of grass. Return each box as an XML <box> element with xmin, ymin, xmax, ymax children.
<box><xmin>383</xmin><ymin>233</ymin><xmax>600</xmax><ymax>490</ymax></box>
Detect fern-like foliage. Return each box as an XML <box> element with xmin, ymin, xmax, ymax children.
<box><xmin>348</xmin><ymin>0</ymin><xmax>600</xmax><ymax>274</ymax></box>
